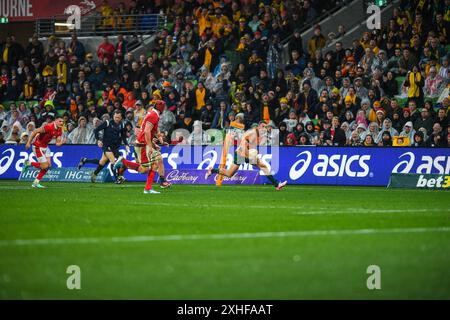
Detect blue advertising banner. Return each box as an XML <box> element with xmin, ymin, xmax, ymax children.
<box><xmin>0</xmin><ymin>145</ymin><xmax>449</xmax><ymax>186</ymax></box>
<box><xmin>19</xmin><ymin>167</ymin><xmax>113</xmax><ymax>183</ymax></box>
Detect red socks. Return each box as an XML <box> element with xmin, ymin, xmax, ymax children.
<box><xmin>122</xmin><ymin>159</ymin><xmax>140</xmax><ymax>171</ymax></box>
<box><xmin>37</xmin><ymin>168</ymin><xmax>48</xmax><ymax>181</ymax></box>
<box><xmin>31</xmin><ymin>162</ymin><xmax>41</xmax><ymax>169</ymax></box>
<box><xmin>145</xmin><ymin>170</ymin><xmax>155</xmax><ymax>191</ymax></box>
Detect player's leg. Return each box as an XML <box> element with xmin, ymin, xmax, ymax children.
<box><xmin>115</xmin><ymin>146</ymin><xmax>149</xmax><ymax>174</ymax></box>
<box><xmin>24</xmin><ymin>146</ymin><xmax>46</xmax><ymax>172</ymax></box>
<box><xmin>111</xmin><ymin>148</ymin><xmax>126</xmax><ymax>184</ymax></box>
<box><xmin>256</xmin><ymin>158</ymin><xmax>287</xmax><ymax>190</ymax></box>
<box><xmin>91</xmin><ymin>152</ymin><xmax>109</xmax><ymax>183</ymax></box>
<box><xmin>104</xmin><ymin>151</ymin><xmax>120</xmax><ymax>182</ymax></box>
<box><xmin>142</xmin><ymin>146</ymin><xmax>161</xmax><ymax>194</ymax></box>
<box><xmin>206</xmin><ymin>150</ymin><xmax>241</xmax><ymax>179</ymax></box>
<box><xmin>156</xmin><ymin>154</ymin><xmax>170</xmax><ymax>188</ymax></box>
<box><xmin>23</xmin><ymin>159</ymin><xmax>41</xmax><ymax>171</ymax></box>
<box><xmin>207</xmin><ymin>163</ymin><xmax>240</xmax><ymax>178</ymax></box>
<box><xmin>31</xmin><ymin>147</ymin><xmax>51</xmax><ymax>188</ymax></box>
<box><xmin>77</xmin><ymin>157</ymin><xmax>99</xmax><ymax>170</ymax></box>
<box><xmin>143</xmin><ymin>162</ymin><xmax>160</xmax><ymax>194</ymax></box>
<box><xmin>115</xmin><ymin>157</ymin><xmax>146</xmax><ymax>172</ymax></box>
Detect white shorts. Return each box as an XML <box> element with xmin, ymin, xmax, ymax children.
<box><xmin>32</xmin><ymin>145</ymin><xmax>51</xmax><ymax>163</ymax></box>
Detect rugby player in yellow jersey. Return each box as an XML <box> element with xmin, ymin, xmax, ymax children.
<box><xmin>205</xmin><ymin>121</ymin><xmax>287</xmax><ymax>190</ymax></box>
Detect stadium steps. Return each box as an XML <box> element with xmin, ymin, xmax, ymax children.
<box><xmin>281</xmin><ymin>0</ymin><xmax>361</xmax><ymax>64</ymax></box>
<box><xmin>322</xmin><ymin>0</ymin><xmax>401</xmax><ymax>51</ymax></box>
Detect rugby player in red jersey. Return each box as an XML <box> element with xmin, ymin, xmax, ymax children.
<box><xmin>23</xmin><ymin>117</ymin><xmax>66</xmax><ymax>188</ymax></box>
<box><xmin>115</xmin><ymin>100</ymin><xmax>167</xmax><ymax>194</ymax></box>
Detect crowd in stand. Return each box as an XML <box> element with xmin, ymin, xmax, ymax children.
<box><xmin>0</xmin><ymin>0</ymin><xmax>449</xmax><ymax>147</ymax></box>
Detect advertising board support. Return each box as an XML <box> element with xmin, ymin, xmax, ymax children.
<box><xmin>388</xmin><ymin>173</ymin><xmax>450</xmax><ymax>190</ymax></box>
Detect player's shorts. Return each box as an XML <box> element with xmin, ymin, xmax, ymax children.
<box><xmin>32</xmin><ymin>145</ymin><xmax>51</xmax><ymax>163</ymax></box>
<box><xmin>233</xmin><ymin>150</ymin><xmax>250</xmax><ymax>166</ymax></box>
<box><xmin>102</xmin><ymin>145</ymin><xmax>120</xmax><ymax>158</ymax></box>
<box><xmin>134</xmin><ymin>145</ymin><xmax>161</xmax><ymax>167</ymax></box>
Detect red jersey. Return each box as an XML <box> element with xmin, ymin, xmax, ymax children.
<box><xmin>136</xmin><ymin>109</ymin><xmax>159</xmax><ymax>145</ymax></box>
<box><xmin>33</xmin><ymin>122</ymin><xmax>63</xmax><ymax>148</ymax></box>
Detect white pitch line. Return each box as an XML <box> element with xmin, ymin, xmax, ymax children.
<box><xmin>0</xmin><ymin>183</ymin><xmax>418</xmax><ymax>192</ymax></box>
<box><xmin>128</xmin><ymin>201</ymin><xmax>449</xmax><ymax>214</ymax></box>
<box><xmin>329</xmin><ymin>208</ymin><xmax>450</xmax><ymax>214</ymax></box>
<box><xmin>1</xmin><ymin>227</ymin><xmax>449</xmax><ymax>247</ymax></box>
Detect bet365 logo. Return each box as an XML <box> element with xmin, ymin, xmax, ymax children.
<box><xmin>416</xmin><ymin>175</ymin><xmax>450</xmax><ymax>189</ymax></box>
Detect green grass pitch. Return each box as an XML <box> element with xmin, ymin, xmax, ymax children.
<box><xmin>0</xmin><ymin>181</ymin><xmax>449</xmax><ymax>299</ymax></box>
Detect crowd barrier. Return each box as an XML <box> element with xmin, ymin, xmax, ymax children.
<box><xmin>1</xmin><ymin>145</ymin><xmax>449</xmax><ymax>186</ymax></box>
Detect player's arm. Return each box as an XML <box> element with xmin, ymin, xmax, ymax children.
<box><xmin>158</xmin><ymin>131</ymin><xmax>169</xmax><ymax>146</ymax></box>
<box><xmin>55</xmin><ymin>135</ymin><xmax>67</xmax><ymax>147</ymax></box>
<box><xmin>242</xmin><ymin>129</ymin><xmax>258</xmax><ymax>156</ymax></box>
<box><xmin>153</xmin><ymin>129</ymin><xmax>168</xmax><ymax>148</ymax></box>
<box><xmin>25</xmin><ymin>126</ymin><xmax>45</xmax><ymax>149</ymax></box>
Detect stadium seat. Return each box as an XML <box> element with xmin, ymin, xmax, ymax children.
<box><xmin>395</xmin><ymin>76</ymin><xmax>406</xmax><ymax>91</ymax></box>
<box><xmin>95</xmin><ymin>90</ymin><xmax>104</xmax><ymax>100</ymax></box>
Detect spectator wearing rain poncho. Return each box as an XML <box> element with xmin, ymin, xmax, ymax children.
<box><xmin>340</xmin><ymin>121</ymin><xmax>352</xmax><ymax>142</ymax></box>
<box><xmin>365</xmin><ymin>122</ymin><xmax>380</xmax><ymax>142</ymax></box>
<box><xmin>399</xmin><ymin>121</ymin><xmax>416</xmax><ymax>145</ymax></box>
<box><xmin>25</xmin><ymin>121</ymin><xmax>36</xmax><ymax>137</ymax></box>
<box><xmin>343</xmin><ymin>110</ymin><xmax>356</xmax><ymax>129</ymax></box>
<box><xmin>356</xmin><ymin>123</ymin><xmax>367</xmax><ymax>141</ymax></box>
<box><xmin>424</xmin><ymin>66</ymin><xmax>444</xmax><ymax>98</ymax></box>
<box><xmin>18</xmin><ymin>102</ymin><xmax>31</xmax><ymax>121</ymax></box>
<box><xmin>67</xmin><ymin>116</ymin><xmax>95</xmax><ymax>144</ymax></box>
<box><xmin>1</xmin><ymin>122</ymin><xmax>10</xmax><ymax>139</ymax></box>
<box><xmin>360</xmin><ymin>98</ymin><xmax>373</xmax><ymax>120</ymax></box>
<box><xmin>19</xmin><ymin>132</ymin><xmax>29</xmax><ymax>145</ymax></box>
<box><xmin>266</xmin><ymin>35</ymin><xmax>283</xmax><ymax>79</ymax></box>
<box><xmin>283</xmin><ymin>110</ymin><xmax>298</xmax><ymax>133</ymax></box>
<box><xmin>211</xmin><ymin>73</ymin><xmax>231</xmax><ymax>104</ymax></box>
<box><xmin>198</xmin><ymin>67</ymin><xmax>216</xmax><ymax>92</ymax></box>
<box><xmin>302</xmin><ymin>68</ymin><xmax>322</xmax><ymax>93</ymax></box>
<box><xmin>213</xmin><ymin>56</ymin><xmax>231</xmax><ymax>80</ymax></box>
<box><xmin>0</xmin><ymin>105</ymin><xmax>6</xmax><ymax>122</ymax></box>
<box><xmin>5</xmin><ymin>121</ymin><xmax>23</xmax><ymax>144</ymax></box>
<box><xmin>375</xmin><ymin>118</ymin><xmax>398</xmax><ymax>144</ymax></box>
<box><xmin>371</xmin><ymin>50</ymin><xmax>389</xmax><ymax>74</ymax></box>
<box><xmin>159</xmin><ymin>102</ymin><xmax>176</xmax><ymax>135</ymax></box>
<box><xmin>349</xmin><ymin>130</ymin><xmax>362</xmax><ymax>146</ymax></box>
<box><xmin>172</xmin><ymin>55</ymin><xmax>191</xmax><ymax>77</ymax></box>
<box><xmin>353</xmin><ymin>77</ymin><xmax>369</xmax><ymax>101</ymax></box>
<box><xmin>188</xmin><ymin>120</ymin><xmax>211</xmax><ymax>145</ymax></box>
<box><xmin>6</xmin><ymin>109</ymin><xmax>22</xmax><ymax>127</ymax></box>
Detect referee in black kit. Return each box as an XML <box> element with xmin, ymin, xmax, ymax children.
<box><xmin>77</xmin><ymin>110</ymin><xmax>130</xmax><ymax>183</ymax></box>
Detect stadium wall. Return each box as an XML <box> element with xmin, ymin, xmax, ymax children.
<box><xmin>1</xmin><ymin>145</ymin><xmax>449</xmax><ymax>186</ymax></box>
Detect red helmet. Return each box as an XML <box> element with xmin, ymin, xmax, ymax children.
<box><xmin>154</xmin><ymin>100</ymin><xmax>166</xmax><ymax>113</ymax></box>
